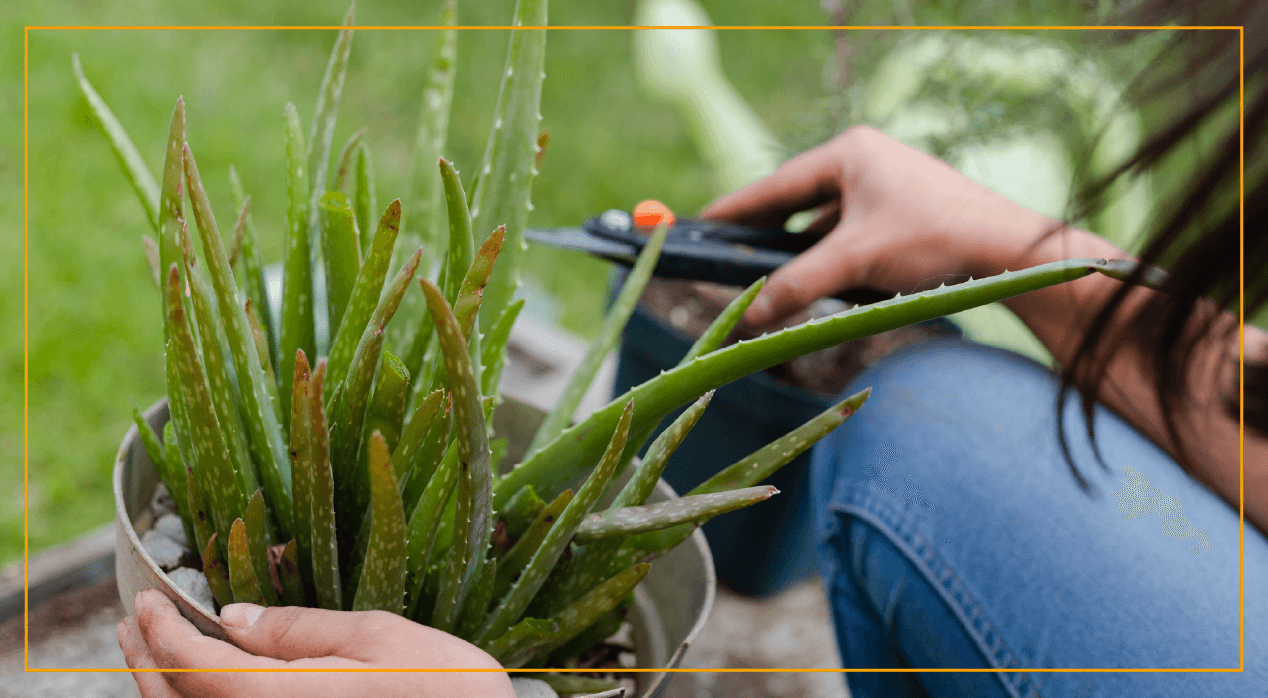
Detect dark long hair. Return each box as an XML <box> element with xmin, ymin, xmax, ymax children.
<box><xmin>1059</xmin><ymin>1</ymin><xmax>1267</xmax><ymax>491</ymax></box>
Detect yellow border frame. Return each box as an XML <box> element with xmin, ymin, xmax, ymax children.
<box><xmin>22</xmin><ymin>22</ymin><xmax>1246</xmax><ymax>678</ymax></box>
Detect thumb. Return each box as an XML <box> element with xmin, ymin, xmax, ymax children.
<box><xmin>219</xmin><ymin>602</ymin><xmax>382</xmax><ymax>662</ymax></box>
<box><xmin>742</xmin><ymin>222</ymin><xmax>868</xmax><ymax>327</ymax></box>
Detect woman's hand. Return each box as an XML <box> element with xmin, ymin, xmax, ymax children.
<box><xmin>118</xmin><ymin>589</ymin><xmax>516</xmax><ymax>698</ymax></box>
<box><xmin>700</xmin><ymin>125</ymin><xmax>1123</xmax><ymax>327</ymax></box>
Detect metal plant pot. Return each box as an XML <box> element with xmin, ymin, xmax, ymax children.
<box><xmin>114</xmin><ymin>397</ymin><xmax>715</xmax><ymax>697</ymax></box>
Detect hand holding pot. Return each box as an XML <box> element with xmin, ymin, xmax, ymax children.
<box><xmin>118</xmin><ymin>589</ymin><xmax>516</xmax><ymax>698</ymax></box>
<box><xmin>700</xmin><ymin>125</ymin><xmax>1125</xmax><ymax>327</ymax></box>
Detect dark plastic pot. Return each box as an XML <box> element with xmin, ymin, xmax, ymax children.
<box><xmin>611</xmin><ymin>270</ymin><xmax>960</xmax><ymax>596</ymax></box>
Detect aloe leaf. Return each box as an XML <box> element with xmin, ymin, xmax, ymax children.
<box><xmin>469</xmin><ymin>0</ymin><xmax>549</xmax><ymax>338</ymax></box>
<box><xmin>277</xmin><ymin>539</ymin><xmax>306</xmax><ymax>607</ymax></box>
<box><xmin>363</xmin><ymin>351</ymin><xmax>410</xmax><ymax>456</ymax></box>
<box><xmin>480</xmin><ymin>298</ymin><xmax>525</xmax><ymax>396</ymax></box>
<box><xmin>353</xmin><ymin>144</ymin><xmax>377</xmax><ymax>255</ymax></box>
<box><xmin>306</xmin><ymin>5</ymin><xmax>356</xmax><ymax>255</ymax></box>
<box><xmin>72</xmin><ymin>54</ymin><xmax>160</xmax><ymax>231</ymax></box>
<box><xmin>157</xmin><ymin>98</ymin><xmax>185</xmax><ymax>340</ymax></box>
<box><xmin>164</xmin><ymin>264</ymin><xmax>245</xmax><ymax>547</ymax></box>
<box><xmin>525</xmin><ymin>563</ymin><xmax>650</xmax><ymax>664</ymax></box>
<box><xmin>324</xmin><ymin>200</ymin><xmax>403</xmax><ymax>404</ymax></box>
<box><xmin>532</xmin><ymin>674</ymin><xmax>619</xmax><ymax>697</ymax></box>
<box><xmin>308</xmin><ymin>360</ymin><xmax>343</xmax><ymax>611</ymax></box>
<box><xmin>228</xmin><ymin>518</ymin><xmax>267</xmax><ymax>605</ymax></box>
<box><xmin>162</xmin><ymin>423</ymin><xmax>195</xmax><ymax>547</ymax></box>
<box><xmin>228</xmin><ymin>167</ymin><xmax>280</xmax><ymax>373</ymax></box>
<box><xmin>352</xmin><ymin>432</ymin><xmax>407</xmax><ymax>614</ymax></box>
<box><xmin>132</xmin><ymin>400</ymin><xmax>167</xmax><ymax>479</ymax></box>
<box><xmin>403</xmin><ymin>446</ymin><xmax>460</xmax><ymax>620</ymax></box>
<box><xmin>400</xmin><ymin>396</ymin><xmax>453</xmax><ymax>515</ymax></box>
<box><xmin>331</xmin><ymin>126</ymin><xmax>368</xmax><ymax>193</ymax></box>
<box><xmin>579</xmin><ymin>486</ymin><xmax>777</xmax><ymax>543</ymax></box>
<box><xmin>180</xmin><ymin>220</ymin><xmax>261</xmax><ymax>508</ymax></box>
<box><xmin>439</xmin><ymin>158</ymin><xmax>474</xmax><ymax>307</ymax></box>
<box><xmin>390</xmin><ymin>388</ymin><xmax>444</xmax><ymax>482</ymax></box>
<box><xmin>289</xmin><ymin>350</ymin><xmax>315</xmax><ymax>602</ymax></box>
<box><xmin>329</xmin><ymin>249</ymin><xmax>422</xmax><ymax>562</ymax></box>
<box><xmin>227</xmin><ymin>199</ymin><xmax>247</xmax><ymax>269</ymax></box>
<box><xmin>493</xmin><ymin>489</ymin><xmax>571</xmax><ymax>595</ymax></box>
<box><xmin>200</xmin><ymin>533</ymin><xmax>233</xmax><ymax>609</ymax></box>
<box><xmin>498</xmin><ymin>485</ymin><xmax>545</xmax><ymax>542</ymax></box>
<box><xmin>528</xmin><ymin>224</ymin><xmax>668</xmax><ymax>454</ymax></box>
<box><xmin>244</xmin><ymin>298</ymin><xmax>283</xmax><ymax>425</ymax></box>
<box><xmin>626</xmin><ymin>390</ymin><xmax>869</xmax><ymax>560</ymax></box>
<box><xmin>319</xmin><ymin>191</ymin><xmax>362</xmax><ymax>335</ymax></box>
<box><xmin>244</xmin><ymin>489</ymin><xmax>280</xmax><ymax>606</ymax></box>
<box><xmin>485</xmin><ymin>617</ymin><xmax>558</xmax><ymax>669</ymax></box>
<box><xmin>142</xmin><ymin>236</ymin><xmax>161</xmax><ymax>289</ymax></box>
<box><xmin>184</xmin><ymin>143</ymin><xmax>293</xmax><ymax>539</ymax></box>
<box><xmin>456</xmin><ymin>557</ymin><xmax>497</xmax><ymax>640</ymax></box>
<box><xmin>281</xmin><ymin>102</ymin><xmax>315</xmax><ymax>437</ymax></box>
<box><xmin>477</xmin><ymin>401</ymin><xmax>633</xmax><ymax>647</ymax></box>
<box><xmin>497</xmin><ymin>258</ymin><xmax>1109</xmax><ymax>507</ymax></box>
<box><xmin>420</xmin><ymin>278</ymin><xmax>494</xmax><ymax>633</ymax></box>
<box><xmin>185</xmin><ymin>464</ymin><xmax>214</xmax><ymax>568</ymax></box>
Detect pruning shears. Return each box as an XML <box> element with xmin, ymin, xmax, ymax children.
<box><xmin>525</xmin><ymin>200</ymin><xmax>890</xmax><ymax>305</ymax></box>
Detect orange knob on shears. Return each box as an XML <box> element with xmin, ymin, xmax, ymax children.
<box><xmin>633</xmin><ymin>199</ymin><xmax>676</xmax><ymax>229</ymax></box>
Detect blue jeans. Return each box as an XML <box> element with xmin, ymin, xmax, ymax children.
<box><xmin>810</xmin><ymin>340</ymin><xmax>1266</xmax><ymax>697</ymax></box>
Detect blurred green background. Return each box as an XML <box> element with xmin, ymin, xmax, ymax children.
<box><xmin>3</xmin><ymin>0</ymin><xmax>1252</xmax><ymax>567</ymax></box>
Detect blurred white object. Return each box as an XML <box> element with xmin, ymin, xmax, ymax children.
<box><xmin>634</xmin><ymin>0</ymin><xmax>784</xmax><ymax>193</ymax></box>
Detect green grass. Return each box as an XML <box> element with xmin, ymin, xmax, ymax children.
<box><xmin>4</xmin><ymin>0</ymin><xmax>834</xmax><ymax>566</ymax></box>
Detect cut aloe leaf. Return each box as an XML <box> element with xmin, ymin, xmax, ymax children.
<box><xmin>352</xmin><ymin>432</ymin><xmax>407</xmax><ymax>614</ymax></box>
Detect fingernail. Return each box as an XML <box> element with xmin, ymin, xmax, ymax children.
<box><xmin>220</xmin><ymin>603</ymin><xmax>264</xmax><ymax>629</ymax></box>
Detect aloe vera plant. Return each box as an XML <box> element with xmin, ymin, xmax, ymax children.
<box><xmin>83</xmin><ymin>0</ymin><xmax>1135</xmax><ymax>680</ymax></box>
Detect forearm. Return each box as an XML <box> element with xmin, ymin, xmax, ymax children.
<box><xmin>982</xmin><ymin>223</ymin><xmax>1267</xmax><ymax>533</ymax></box>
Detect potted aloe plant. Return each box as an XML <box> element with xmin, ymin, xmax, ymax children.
<box><xmin>83</xmin><ymin>1</ymin><xmax>1130</xmax><ymax>694</ymax></box>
